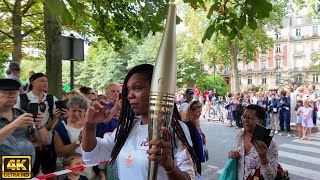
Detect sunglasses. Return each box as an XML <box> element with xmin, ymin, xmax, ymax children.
<box><xmin>39</xmin><ymin>102</ymin><xmax>46</xmax><ymax>113</ymax></box>
<box><xmin>241</xmin><ymin>115</ymin><xmax>259</xmax><ymax>122</ymax></box>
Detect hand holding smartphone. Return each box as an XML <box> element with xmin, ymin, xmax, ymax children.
<box><xmin>251</xmin><ymin>124</ymin><xmax>274</xmax><ymax>148</ymax></box>
<box><xmin>27</xmin><ymin>103</ymin><xmax>39</xmax><ymax>120</ymax></box>
<box><xmin>55</xmin><ymin>99</ymin><xmax>68</xmax><ymax>110</ymax></box>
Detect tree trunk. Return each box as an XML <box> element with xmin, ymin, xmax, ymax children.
<box><xmin>228</xmin><ymin>39</ymin><xmax>240</xmax><ymax>93</ymax></box>
<box><xmin>44</xmin><ymin>2</ymin><xmax>62</xmax><ymax>99</ymax></box>
<box><xmin>12</xmin><ymin>0</ymin><xmax>22</xmax><ymax>63</ymax></box>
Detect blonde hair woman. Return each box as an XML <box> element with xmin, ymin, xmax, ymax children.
<box><xmin>184</xmin><ymin>101</ymin><xmax>206</xmax><ymax>175</ymax></box>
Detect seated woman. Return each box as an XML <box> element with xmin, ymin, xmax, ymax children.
<box><xmin>54</xmin><ymin>95</ymin><xmax>98</xmax><ymax>179</ymax></box>
<box><xmin>82</xmin><ymin>64</ymin><xmax>197</xmax><ymax>179</ymax></box>
<box><xmin>228</xmin><ymin>104</ymin><xmax>278</xmax><ymax>180</ymax></box>
<box><xmin>184</xmin><ymin>101</ymin><xmax>206</xmax><ymax>175</ymax></box>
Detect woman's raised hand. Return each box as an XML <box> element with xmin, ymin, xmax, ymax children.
<box><xmin>85</xmin><ymin>99</ymin><xmax>110</xmax><ymax>126</ymax></box>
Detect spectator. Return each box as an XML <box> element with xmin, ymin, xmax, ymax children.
<box><xmin>14</xmin><ymin>73</ymin><xmax>58</xmax><ymax>175</ymax></box>
<box><xmin>54</xmin><ymin>95</ymin><xmax>98</xmax><ymax>179</ymax></box>
<box><xmin>228</xmin><ymin>105</ymin><xmax>278</xmax><ymax>180</ymax></box>
<box><xmin>179</xmin><ymin>88</ymin><xmax>195</xmax><ymax>120</ymax></box>
<box><xmin>62</xmin><ymin>152</ymin><xmax>88</xmax><ymax>180</ymax></box>
<box><xmin>278</xmin><ymin>91</ymin><xmax>291</xmax><ymax>137</ymax></box>
<box><xmin>298</xmin><ymin>99</ymin><xmax>314</xmax><ymax>140</ymax></box>
<box><xmin>295</xmin><ymin>100</ymin><xmax>303</xmax><ymax>138</ymax></box>
<box><xmin>79</xmin><ymin>86</ymin><xmax>97</xmax><ymax>102</ymax></box>
<box><xmin>203</xmin><ymin>90</ymin><xmax>213</xmax><ymax>119</ymax></box>
<box><xmin>96</xmin><ymin>83</ymin><xmax>121</xmax><ymax>138</ymax></box>
<box><xmin>268</xmin><ymin>94</ymin><xmax>280</xmax><ymax>133</ymax></box>
<box><xmin>225</xmin><ymin>93</ymin><xmax>234</xmax><ymax>127</ymax></box>
<box><xmin>23</xmin><ymin>71</ymin><xmax>35</xmax><ymax>93</ymax></box>
<box><xmin>0</xmin><ymin>78</ymin><xmax>49</xmax><ymax>178</ymax></box>
<box><xmin>6</xmin><ymin>62</ymin><xmax>23</xmax><ymax>93</ymax></box>
<box><xmin>184</xmin><ymin>101</ymin><xmax>206</xmax><ymax>175</ymax></box>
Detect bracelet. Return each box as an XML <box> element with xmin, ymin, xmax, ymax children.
<box><xmin>36</xmin><ymin>124</ymin><xmax>44</xmax><ymax>130</ymax></box>
<box><xmin>165</xmin><ymin>163</ymin><xmax>176</xmax><ymax>174</ymax></box>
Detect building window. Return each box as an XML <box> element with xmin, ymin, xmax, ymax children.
<box><xmin>296</xmin><ymin>74</ymin><xmax>303</xmax><ymax>83</ymax></box>
<box><xmin>275</xmin><ymin>32</ymin><xmax>281</xmax><ymax>40</ymax></box>
<box><xmin>276</xmin><ymin>58</ymin><xmax>281</xmax><ymax>69</ymax></box>
<box><xmin>313</xmin><ymin>74</ymin><xmax>319</xmax><ymax>83</ymax></box>
<box><xmin>296</xmin><ymin>17</ymin><xmax>302</xmax><ymax>25</ymax></box>
<box><xmin>261</xmin><ymin>59</ymin><xmax>266</xmax><ymax>69</ymax></box>
<box><xmin>247</xmin><ymin>62</ymin><xmax>253</xmax><ymax>71</ymax></box>
<box><xmin>295</xmin><ymin>42</ymin><xmax>303</xmax><ymax>52</ymax></box>
<box><xmin>237</xmin><ymin>62</ymin><xmax>242</xmax><ymax>71</ymax></box>
<box><xmin>312</xmin><ymin>16</ymin><xmax>319</xmax><ymax>23</ymax></box>
<box><xmin>275</xmin><ymin>44</ymin><xmax>281</xmax><ymax>53</ymax></box>
<box><xmin>313</xmin><ymin>26</ymin><xmax>318</xmax><ymax>35</ymax></box>
<box><xmin>262</xmin><ymin>76</ymin><xmax>267</xmax><ymax>84</ymax></box>
<box><xmin>296</xmin><ymin>28</ymin><xmax>301</xmax><ymax>37</ymax></box>
<box><xmin>312</xmin><ymin>41</ymin><xmax>319</xmax><ymax>50</ymax></box>
<box><xmin>295</xmin><ymin>58</ymin><xmax>303</xmax><ymax>68</ymax></box>
<box><xmin>248</xmin><ymin>76</ymin><xmax>252</xmax><ymax>85</ymax></box>
<box><xmin>276</xmin><ymin>75</ymin><xmax>281</xmax><ymax>84</ymax></box>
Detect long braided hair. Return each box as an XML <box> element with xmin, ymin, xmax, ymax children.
<box><xmin>110</xmin><ymin>64</ymin><xmax>197</xmax><ymax>164</ymax></box>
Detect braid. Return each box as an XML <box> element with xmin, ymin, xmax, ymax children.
<box><xmin>110</xmin><ymin>64</ymin><xmax>154</xmax><ymax>164</ymax></box>
<box><xmin>110</xmin><ymin>64</ymin><xmax>197</xmax><ymax>165</ymax></box>
<box><xmin>171</xmin><ymin>105</ymin><xmax>198</xmax><ymax>163</ymax></box>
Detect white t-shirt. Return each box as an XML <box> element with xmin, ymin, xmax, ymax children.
<box><xmin>14</xmin><ymin>91</ymin><xmax>58</xmax><ymax>125</ymax></box>
<box><xmin>82</xmin><ymin>120</ymin><xmax>195</xmax><ymax>180</ymax></box>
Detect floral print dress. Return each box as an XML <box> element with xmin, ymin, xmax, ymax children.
<box><xmin>236</xmin><ymin>129</ymin><xmax>278</xmax><ymax>180</ymax></box>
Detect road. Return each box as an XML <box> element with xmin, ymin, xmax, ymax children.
<box><xmin>200</xmin><ymin>112</ymin><xmax>320</xmax><ymax>180</ymax></box>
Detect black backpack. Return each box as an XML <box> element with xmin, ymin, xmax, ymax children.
<box><xmin>19</xmin><ymin>93</ymin><xmax>54</xmax><ymax>123</ymax></box>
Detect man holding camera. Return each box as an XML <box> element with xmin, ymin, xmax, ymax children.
<box><xmin>14</xmin><ymin>73</ymin><xmax>58</xmax><ymax>176</ymax></box>
<box><xmin>0</xmin><ymin>78</ymin><xmax>50</xmax><ymax>178</ymax></box>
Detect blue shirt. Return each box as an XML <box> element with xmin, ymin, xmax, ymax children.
<box><xmin>0</xmin><ymin>108</ymin><xmax>35</xmax><ymax>178</ymax></box>
<box><xmin>96</xmin><ymin>103</ymin><xmax>118</xmax><ymax>138</ymax></box>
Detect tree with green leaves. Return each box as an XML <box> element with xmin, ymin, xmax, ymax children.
<box><xmin>199</xmin><ymin>0</ymin><xmax>291</xmax><ymax>92</ymax></box>
<box><xmin>0</xmin><ymin>0</ymin><xmax>43</xmax><ymax>63</ymax></box>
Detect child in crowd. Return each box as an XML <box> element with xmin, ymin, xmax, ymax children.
<box><xmin>297</xmin><ymin>100</ymin><xmax>314</xmax><ymax>141</ymax></box>
<box><xmin>295</xmin><ymin>100</ymin><xmax>303</xmax><ymax>138</ymax></box>
<box><xmin>63</xmin><ymin>153</ymin><xmax>88</xmax><ymax>180</ymax></box>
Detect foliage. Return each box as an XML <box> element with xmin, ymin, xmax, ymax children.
<box><xmin>293</xmin><ymin>0</ymin><xmax>320</xmax><ymax>16</ymax></box>
<box><xmin>196</xmin><ymin>74</ymin><xmax>228</xmax><ymax>95</ymax></box>
<box><xmin>0</xmin><ymin>0</ymin><xmax>44</xmax><ymax>62</ymax></box>
<box><xmin>74</xmin><ymin>40</ymin><xmax>129</xmax><ymax>91</ymax></box>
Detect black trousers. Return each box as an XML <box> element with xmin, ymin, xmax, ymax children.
<box><xmin>233</xmin><ymin>110</ymin><xmax>243</xmax><ymax>127</ymax></box>
<box><xmin>32</xmin><ymin>146</ymin><xmax>57</xmax><ymax>175</ymax></box>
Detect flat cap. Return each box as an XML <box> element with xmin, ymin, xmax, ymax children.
<box><xmin>0</xmin><ymin>78</ymin><xmax>21</xmax><ymax>90</ymax></box>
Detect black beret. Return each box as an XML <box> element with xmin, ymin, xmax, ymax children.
<box><xmin>0</xmin><ymin>78</ymin><xmax>21</xmax><ymax>90</ymax></box>
<box><xmin>29</xmin><ymin>73</ymin><xmax>47</xmax><ymax>91</ymax></box>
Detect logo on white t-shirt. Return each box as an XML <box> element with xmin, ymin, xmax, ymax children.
<box><xmin>125</xmin><ymin>152</ymin><xmax>133</xmax><ymax>167</ymax></box>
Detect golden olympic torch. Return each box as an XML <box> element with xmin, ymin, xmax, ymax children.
<box><xmin>148</xmin><ymin>3</ymin><xmax>177</xmax><ymax>180</ymax></box>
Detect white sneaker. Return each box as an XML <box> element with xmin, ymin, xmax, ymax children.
<box><xmin>287</xmin><ymin>134</ymin><xmax>291</xmax><ymax>137</ymax></box>
<box><xmin>278</xmin><ymin>133</ymin><xmax>282</xmax><ymax>136</ymax></box>
<box><xmin>275</xmin><ymin>131</ymin><xmax>279</xmax><ymax>134</ymax></box>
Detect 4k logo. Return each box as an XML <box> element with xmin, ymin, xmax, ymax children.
<box><xmin>1</xmin><ymin>156</ymin><xmax>31</xmax><ymax>179</ymax></box>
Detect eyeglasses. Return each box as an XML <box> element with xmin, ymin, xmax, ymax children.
<box><xmin>0</xmin><ymin>90</ymin><xmax>19</xmax><ymax>96</ymax></box>
<box><xmin>39</xmin><ymin>102</ymin><xmax>46</xmax><ymax>113</ymax></box>
<box><xmin>241</xmin><ymin>115</ymin><xmax>259</xmax><ymax>122</ymax></box>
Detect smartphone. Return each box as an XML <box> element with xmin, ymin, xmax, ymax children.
<box><xmin>27</xmin><ymin>103</ymin><xmax>39</xmax><ymax>120</ymax></box>
<box><xmin>251</xmin><ymin>124</ymin><xmax>274</xmax><ymax>148</ymax></box>
<box><xmin>119</xmin><ymin>93</ymin><xmax>122</xmax><ymax>100</ymax></box>
<box><xmin>55</xmin><ymin>100</ymin><xmax>68</xmax><ymax>110</ymax></box>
